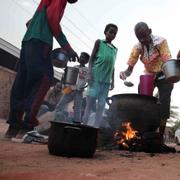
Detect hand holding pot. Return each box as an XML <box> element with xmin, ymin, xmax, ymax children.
<box><xmin>66</xmin><ymin>48</ymin><xmax>79</xmax><ymax>62</ymax></box>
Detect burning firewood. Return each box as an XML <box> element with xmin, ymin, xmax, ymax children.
<box><xmin>114</xmin><ymin>122</ymin><xmax>141</xmax><ymax>150</ymax></box>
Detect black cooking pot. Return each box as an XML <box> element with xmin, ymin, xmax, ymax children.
<box><xmin>106</xmin><ymin>93</ymin><xmax>160</xmax><ymax>135</ymax></box>
<box><xmin>48</xmin><ymin>121</ymin><xmax>98</xmax><ymax>158</ymax></box>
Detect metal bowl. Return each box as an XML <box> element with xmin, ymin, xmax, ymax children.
<box><xmin>162</xmin><ymin>59</ymin><xmax>180</xmax><ymax>83</ymax></box>
<box><xmin>51</xmin><ymin>48</ymin><xmax>69</xmax><ymax>68</ymax></box>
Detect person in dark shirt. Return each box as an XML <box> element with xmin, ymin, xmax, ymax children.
<box><xmin>5</xmin><ymin>0</ymin><xmax>79</xmax><ymax>139</ymax></box>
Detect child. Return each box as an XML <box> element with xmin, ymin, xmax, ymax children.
<box><xmin>82</xmin><ymin>23</ymin><xmax>118</xmax><ymax>128</ymax></box>
<box><xmin>55</xmin><ymin>52</ymin><xmax>90</xmax><ymax>123</ymax></box>
<box><xmin>37</xmin><ymin>81</ymin><xmax>63</xmax><ymax>117</ymax></box>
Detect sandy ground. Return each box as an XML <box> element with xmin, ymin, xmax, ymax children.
<box><xmin>0</xmin><ymin>119</ymin><xmax>180</xmax><ymax>180</ymax></box>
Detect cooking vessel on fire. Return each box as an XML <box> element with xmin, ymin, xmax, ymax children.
<box><xmin>51</xmin><ymin>48</ymin><xmax>69</xmax><ymax>68</ymax></box>
<box><xmin>106</xmin><ymin>93</ymin><xmax>160</xmax><ymax>135</ymax></box>
<box><xmin>48</xmin><ymin>121</ymin><xmax>98</xmax><ymax>158</ymax></box>
<box><xmin>162</xmin><ymin>59</ymin><xmax>180</xmax><ymax>83</ymax></box>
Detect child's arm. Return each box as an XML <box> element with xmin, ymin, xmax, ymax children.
<box><xmin>46</xmin><ymin>0</ymin><xmax>78</xmax><ymax>62</ymax></box>
<box><xmin>109</xmin><ymin>69</ymin><xmax>114</xmax><ymax>90</ymax></box>
<box><xmin>87</xmin><ymin>39</ymin><xmax>100</xmax><ymax>82</ymax></box>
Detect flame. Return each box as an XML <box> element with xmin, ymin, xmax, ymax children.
<box><xmin>122</xmin><ymin>122</ymin><xmax>138</xmax><ymax>140</ymax></box>
<box><xmin>114</xmin><ymin>121</ymin><xmax>139</xmax><ymax>148</ymax></box>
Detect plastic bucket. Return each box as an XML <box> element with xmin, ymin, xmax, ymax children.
<box><xmin>139</xmin><ymin>74</ymin><xmax>155</xmax><ymax>96</ymax></box>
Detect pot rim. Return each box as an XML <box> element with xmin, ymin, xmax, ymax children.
<box><xmin>108</xmin><ymin>93</ymin><xmax>158</xmax><ymax>102</ymax></box>
<box><xmin>49</xmin><ymin>121</ymin><xmax>99</xmax><ymax>130</ymax></box>
<box><xmin>162</xmin><ymin>58</ymin><xmax>180</xmax><ymax>67</ymax></box>
<box><xmin>162</xmin><ymin>59</ymin><xmax>180</xmax><ymax>83</ymax></box>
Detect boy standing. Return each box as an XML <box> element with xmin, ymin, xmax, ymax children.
<box><xmin>82</xmin><ymin>23</ymin><xmax>118</xmax><ymax>128</ymax></box>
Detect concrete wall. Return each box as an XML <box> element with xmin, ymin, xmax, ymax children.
<box><xmin>0</xmin><ymin>66</ymin><xmax>16</xmax><ymax>119</ymax></box>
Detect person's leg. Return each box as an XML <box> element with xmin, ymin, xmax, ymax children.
<box><xmin>5</xmin><ymin>44</ymin><xmax>27</xmax><ymax>138</ymax></box>
<box><xmin>37</xmin><ymin>104</ymin><xmax>49</xmax><ymax>117</ymax></box>
<box><xmin>81</xmin><ymin>97</ymin><xmax>87</xmax><ymax>118</ymax></box>
<box><xmin>95</xmin><ymin>82</ymin><xmax>110</xmax><ymax>127</ymax></box>
<box><xmin>17</xmin><ymin>40</ymin><xmax>53</xmax><ymax>137</ymax></box>
<box><xmin>54</xmin><ymin>92</ymin><xmax>74</xmax><ymax>121</ymax></box>
<box><xmin>82</xmin><ymin>96</ymin><xmax>96</xmax><ymax>125</ymax></box>
<box><xmin>82</xmin><ymin>81</ymin><xmax>100</xmax><ymax>125</ymax></box>
<box><xmin>73</xmin><ymin>90</ymin><xmax>83</xmax><ymax>123</ymax></box>
<box><xmin>95</xmin><ymin>100</ymin><xmax>106</xmax><ymax>128</ymax></box>
<box><xmin>156</xmin><ymin>79</ymin><xmax>174</xmax><ymax>142</ymax></box>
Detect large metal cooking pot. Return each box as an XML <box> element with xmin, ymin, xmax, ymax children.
<box><xmin>162</xmin><ymin>59</ymin><xmax>180</xmax><ymax>83</ymax></box>
<box><xmin>51</xmin><ymin>48</ymin><xmax>69</xmax><ymax>68</ymax></box>
<box><xmin>48</xmin><ymin>121</ymin><xmax>98</xmax><ymax>158</ymax></box>
<box><xmin>63</xmin><ymin>66</ymin><xmax>79</xmax><ymax>85</ymax></box>
<box><xmin>106</xmin><ymin>93</ymin><xmax>160</xmax><ymax>135</ymax></box>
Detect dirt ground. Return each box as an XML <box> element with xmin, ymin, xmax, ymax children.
<box><xmin>0</xmin><ymin>119</ymin><xmax>180</xmax><ymax>180</ymax></box>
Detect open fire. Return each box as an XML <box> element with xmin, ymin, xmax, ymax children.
<box><xmin>114</xmin><ymin>122</ymin><xmax>140</xmax><ymax>149</ymax></box>
<box><xmin>113</xmin><ymin>121</ymin><xmax>176</xmax><ymax>153</ymax></box>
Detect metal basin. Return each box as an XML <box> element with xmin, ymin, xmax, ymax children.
<box><xmin>162</xmin><ymin>59</ymin><xmax>180</xmax><ymax>83</ymax></box>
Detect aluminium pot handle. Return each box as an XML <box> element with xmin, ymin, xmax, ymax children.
<box><xmin>64</xmin><ymin>126</ymin><xmax>81</xmax><ymax>131</ymax></box>
<box><xmin>64</xmin><ymin>126</ymin><xmax>82</xmax><ymax>136</ymax></box>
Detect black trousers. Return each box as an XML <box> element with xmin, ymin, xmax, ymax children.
<box><xmin>154</xmin><ymin>75</ymin><xmax>174</xmax><ymax>119</ymax></box>
<box><xmin>7</xmin><ymin>39</ymin><xmax>53</xmax><ymax>129</ymax></box>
